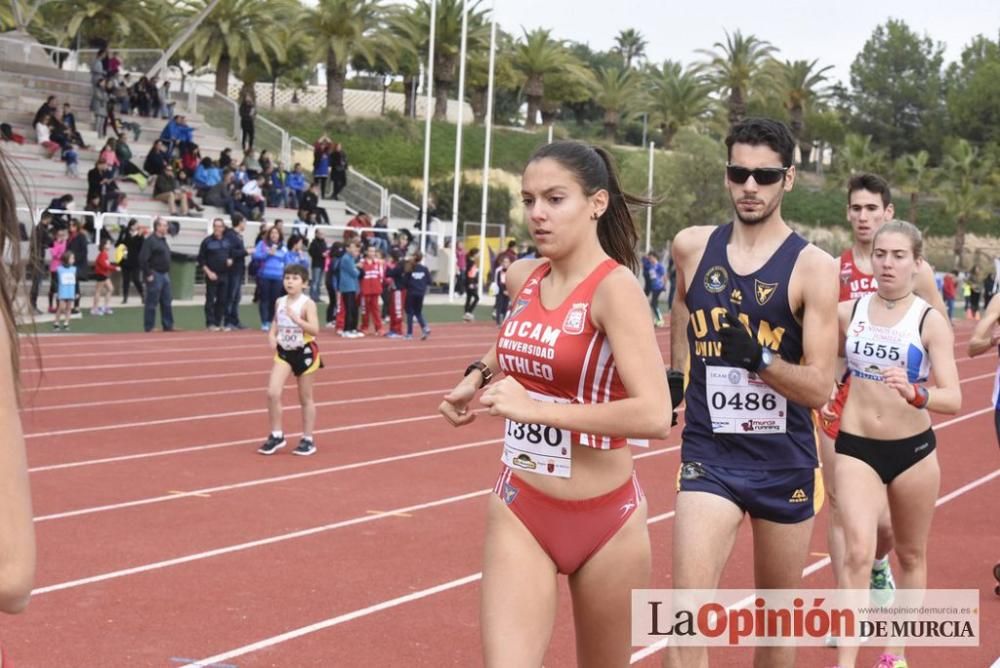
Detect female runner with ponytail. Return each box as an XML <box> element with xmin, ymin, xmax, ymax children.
<box><xmin>440</xmin><ymin>142</ymin><xmax>671</xmax><ymax>667</ymax></box>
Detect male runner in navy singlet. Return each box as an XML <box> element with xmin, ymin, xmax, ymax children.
<box><xmin>666</xmin><ymin>118</ymin><xmax>839</xmax><ymax>668</ymax></box>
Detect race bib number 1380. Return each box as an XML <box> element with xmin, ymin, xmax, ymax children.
<box><xmin>502</xmin><ymin>391</ymin><xmax>572</xmax><ymax>478</ymax></box>
<box><xmin>705</xmin><ymin>365</ymin><xmax>786</xmax><ymax>434</ymax></box>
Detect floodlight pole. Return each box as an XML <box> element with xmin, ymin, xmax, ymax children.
<box><xmin>645</xmin><ymin>140</ymin><xmax>654</xmax><ymax>253</ymax></box>
<box><xmin>418</xmin><ymin>0</ymin><xmax>438</xmax><ymax>255</ymax></box>
<box><xmin>477</xmin><ymin>2</ymin><xmax>497</xmax><ymax>300</ymax></box>
<box><xmin>448</xmin><ymin>0</ymin><xmax>469</xmax><ymax>302</ymax></box>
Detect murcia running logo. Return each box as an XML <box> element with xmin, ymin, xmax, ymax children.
<box><xmin>704</xmin><ymin>266</ymin><xmax>728</xmax><ymax>293</ymax></box>
<box><xmin>754</xmin><ymin>279</ymin><xmax>779</xmax><ymax>306</ymax></box>
<box><xmin>562</xmin><ymin>303</ymin><xmax>588</xmax><ymax>335</ymax></box>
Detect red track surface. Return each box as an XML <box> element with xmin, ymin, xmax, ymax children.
<box><xmin>5</xmin><ymin>322</ymin><xmax>999</xmax><ymax>667</ymax></box>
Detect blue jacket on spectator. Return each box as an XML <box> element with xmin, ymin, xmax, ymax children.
<box><xmin>287</xmin><ymin>171</ymin><xmax>307</xmax><ymax>193</ymax></box>
<box><xmin>194</xmin><ymin>164</ymin><xmax>222</xmax><ymax>190</ymax></box>
<box><xmin>252</xmin><ymin>240</ymin><xmax>288</xmax><ymax>280</ymax></box>
<box><xmin>338</xmin><ymin>254</ymin><xmax>360</xmax><ymax>293</ymax></box>
<box><xmin>287</xmin><ymin>249</ymin><xmax>310</xmax><ymax>271</ymax></box>
<box><xmin>650</xmin><ymin>262</ymin><xmax>665</xmax><ymax>291</ymax></box>
<box><xmin>314</xmin><ymin>153</ymin><xmax>330</xmax><ymax>178</ymax></box>
<box><xmin>160</xmin><ymin>118</ymin><xmax>193</xmax><ymax>145</ymax></box>
<box><xmin>197</xmin><ymin>234</ymin><xmax>233</xmax><ymax>274</ymax></box>
<box><xmin>405</xmin><ymin>263</ymin><xmax>431</xmax><ymax>297</ymax></box>
<box><xmin>224</xmin><ymin>227</ymin><xmax>247</xmax><ymax>274</ymax></box>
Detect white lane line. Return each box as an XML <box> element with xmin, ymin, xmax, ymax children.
<box><xmin>34</xmin><ymin>435</ymin><xmax>503</xmax><ymax>521</ymax></box>
<box><xmin>21</xmin><ymin>341</ymin><xmax>489</xmax><ymax>373</ymax></box>
<box><xmin>23</xmin><ymin>370</ymin><xmax>458</xmax><ymax>413</ymax></box>
<box><xmin>186</xmin><ymin>458</ymin><xmax>1000</xmax><ymax>667</ymax></box>
<box><xmin>24</xmin><ymin>388</ymin><xmax>449</xmax><ymax>439</ymax></box>
<box><xmin>31</xmin><ymin>446</ymin><xmax>677</xmax><ymax>594</ymax></box>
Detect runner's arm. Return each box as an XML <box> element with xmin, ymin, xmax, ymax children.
<box><xmin>920</xmin><ymin>309</ymin><xmax>962</xmax><ymax>414</ymax></box>
<box><xmin>757</xmin><ymin>247</ymin><xmax>838</xmax><ymax>409</ymax></box>
<box><xmin>669</xmin><ymin>227</ymin><xmax>710</xmax><ymax>376</ymax></box>
<box><xmin>968</xmin><ymin>293</ymin><xmax>1000</xmax><ymax>358</ymax></box>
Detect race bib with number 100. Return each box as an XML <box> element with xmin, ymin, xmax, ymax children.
<box><xmin>705</xmin><ymin>365</ymin><xmax>787</xmax><ymax>434</ymax></box>
<box><xmin>278</xmin><ymin>326</ymin><xmax>304</xmax><ymax>350</ymax></box>
<box><xmin>502</xmin><ymin>391</ymin><xmax>572</xmax><ymax>478</ymax></box>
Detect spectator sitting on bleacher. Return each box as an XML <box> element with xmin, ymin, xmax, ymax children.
<box><xmin>346</xmin><ymin>211</ymin><xmax>372</xmax><ymax>243</ymax></box>
<box><xmin>268</xmin><ymin>163</ymin><xmax>289</xmax><ymax>208</ymax></box>
<box><xmin>241</xmin><ymin>175</ymin><xmax>266</xmax><ymax>220</ymax></box>
<box><xmin>59</xmin><ymin>103</ymin><xmax>88</xmax><ymax>148</ymax></box>
<box><xmin>32</xmin><ymin>96</ymin><xmax>58</xmax><ymax>127</ymax></box>
<box><xmin>194</xmin><ymin>157</ymin><xmax>222</xmax><ymax>196</ymax></box>
<box><xmin>259</xmin><ymin>150</ymin><xmax>273</xmax><ymax>174</ymax></box>
<box><xmin>114</xmin><ymin>135</ymin><xmax>146</xmax><ymax>185</ymax></box>
<box><xmin>232</xmin><ymin>161</ymin><xmax>249</xmax><ymax>187</ymax></box>
<box><xmin>99</xmin><ymin>139</ymin><xmax>120</xmax><ymax>179</ymax></box>
<box><xmin>153</xmin><ymin>164</ymin><xmax>188</xmax><ymax>216</ymax></box>
<box><xmin>204</xmin><ymin>169</ymin><xmax>236</xmax><ymax>209</ymax></box>
<box><xmin>219</xmin><ymin>147</ymin><xmax>233</xmax><ymax>170</ymax></box>
<box><xmin>114</xmin><ymin>77</ymin><xmax>130</xmax><ymax>115</ymax></box>
<box><xmin>299</xmin><ymin>182</ymin><xmax>329</xmax><ymax>224</ymax></box>
<box><xmin>87</xmin><ymin>159</ymin><xmax>119</xmax><ymax>214</ymax></box>
<box><xmin>286</xmin><ymin>163</ymin><xmax>307</xmax><ymax>209</ymax></box>
<box><xmin>180</xmin><ymin>144</ymin><xmax>200</xmax><ymax>179</ymax></box>
<box><xmin>244</xmin><ymin>149</ymin><xmax>262</xmax><ymax>178</ymax></box>
<box><xmin>175</xmin><ymin>169</ymin><xmax>205</xmax><ymax>213</ymax></box>
<box><xmin>34</xmin><ymin>113</ymin><xmax>61</xmax><ymax>159</ymax></box>
<box><xmin>131</xmin><ymin>75</ymin><xmax>150</xmax><ymax>117</ymax></box>
<box><xmin>160</xmin><ymin>115</ymin><xmax>193</xmax><ymax>157</ymax></box>
<box><xmin>143</xmin><ymin>139</ymin><xmax>169</xmax><ymax>180</ymax></box>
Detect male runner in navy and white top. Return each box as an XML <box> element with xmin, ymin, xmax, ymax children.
<box><xmin>969</xmin><ymin>292</ymin><xmax>1000</xmax><ymax>446</ymax></box>
<box><xmin>667</xmin><ymin>118</ymin><xmax>838</xmax><ymax>668</ymax></box>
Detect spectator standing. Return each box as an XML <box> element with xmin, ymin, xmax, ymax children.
<box><xmin>455</xmin><ymin>240</ymin><xmax>467</xmax><ymax>295</ymax></box>
<box><xmin>942</xmin><ymin>270</ymin><xmax>957</xmax><ymax>322</ymax></box>
<box><xmin>308</xmin><ymin>230</ymin><xmax>328</xmax><ymax>302</ymax></box>
<box><xmin>358</xmin><ymin>245</ymin><xmax>385</xmax><ymax>336</ymax></box>
<box><xmin>985</xmin><ymin>272</ymin><xmax>996</xmax><ymax>306</ymax></box>
<box><xmin>404</xmin><ymin>251</ymin><xmax>431</xmax><ymax>340</ymax></box>
<box><xmin>46</xmin><ymin>227</ymin><xmax>68</xmax><ymax>313</ymax></box>
<box><xmin>66</xmin><ymin>220</ymin><xmax>89</xmax><ymax>313</ymax></box>
<box><xmin>138</xmin><ymin>218</ymin><xmax>175</xmax><ymax>332</ymax></box>
<box><xmin>968</xmin><ymin>267</ymin><xmax>982</xmax><ymax>320</ymax></box>
<box><xmin>384</xmin><ymin>249</ymin><xmax>405</xmax><ymax>338</ymax></box>
<box><xmin>117</xmin><ymin>219</ymin><xmax>144</xmax><ymax>304</ymax></box>
<box><xmin>324</xmin><ymin>242</ymin><xmax>344</xmax><ymax>327</ymax></box>
<box><xmin>198</xmin><ymin>218</ymin><xmax>234</xmax><ymax>331</ymax></box>
<box><xmin>28</xmin><ymin>214</ymin><xmax>53</xmax><ymax>314</ymax></box>
<box><xmin>313</xmin><ymin>139</ymin><xmax>331</xmax><ymax>198</ymax></box>
<box><xmin>338</xmin><ymin>241</ymin><xmax>362</xmax><ymax>337</ymax></box>
<box><xmin>252</xmin><ymin>226</ymin><xmax>288</xmax><ymax>331</ymax></box>
<box><xmin>91</xmin><ymin>81</ymin><xmax>109</xmax><ymax>138</ymax></box>
<box><xmin>223</xmin><ymin>216</ymin><xmax>248</xmax><ymax>331</ymax></box>
<box><xmin>54</xmin><ymin>253</ymin><xmax>75</xmax><ymax>330</ymax></box>
<box><xmin>330</xmin><ymin>142</ymin><xmax>348</xmax><ymax>200</ymax></box>
<box><xmin>239</xmin><ymin>95</ymin><xmax>256</xmax><ymax>151</ymax></box>
<box><xmin>90</xmin><ymin>238</ymin><xmax>116</xmax><ymax>315</ymax></box>
<box><xmin>494</xmin><ymin>255</ymin><xmax>511</xmax><ymax>325</ymax></box>
<box><xmin>160</xmin><ymin>81</ymin><xmax>174</xmax><ymax>119</ymax></box>
<box><xmin>647</xmin><ymin>250</ymin><xmax>666</xmax><ymax>326</ymax></box>
<box><xmin>463</xmin><ymin>247</ymin><xmax>480</xmax><ymax>320</ymax></box>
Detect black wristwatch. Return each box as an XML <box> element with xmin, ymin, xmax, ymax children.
<box><xmin>464</xmin><ymin>361</ymin><xmax>494</xmax><ymax>389</ymax></box>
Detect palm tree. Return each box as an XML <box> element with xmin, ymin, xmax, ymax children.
<box><xmin>591</xmin><ymin>66</ymin><xmax>637</xmax><ymax>140</ymax></box>
<box><xmin>614</xmin><ymin>28</ymin><xmax>646</xmax><ymax>69</ymax></box>
<box><xmin>829</xmin><ymin>133</ymin><xmax>889</xmax><ymax>183</ymax></box>
<box><xmin>772</xmin><ymin>59</ymin><xmax>833</xmax><ymax>162</ymax></box>
<box><xmin>696</xmin><ymin>29</ymin><xmax>777</xmax><ymax>127</ymax></box>
<box><xmin>55</xmin><ymin>0</ymin><xmax>159</xmax><ymax>46</ymax></box>
<box><xmin>893</xmin><ymin>150</ymin><xmax>937</xmax><ymax>225</ymax></box>
<box><xmin>181</xmin><ymin>0</ymin><xmax>290</xmax><ymax>95</ymax></box>
<box><xmin>390</xmin><ymin>0</ymin><xmax>489</xmax><ymax>121</ymax></box>
<box><xmin>298</xmin><ymin>0</ymin><xmax>393</xmax><ymax>116</ymax></box>
<box><xmin>645</xmin><ymin>60</ymin><xmax>712</xmax><ymax>148</ymax></box>
<box><xmin>512</xmin><ymin>28</ymin><xmax>589</xmax><ymax>129</ymax></box>
<box><xmin>939</xmin><ymin>139</ymin><xmax>994</xmax><ymax>268</ymax></box>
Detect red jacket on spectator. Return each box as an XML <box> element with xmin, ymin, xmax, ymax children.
<box><xmin>94</xmin><ymin>249</ymin><xmax>115</xmax><ymax>279</ymax></box>
<box><xmin>360</xmin><ymin>257</ymin><xmax>385</xmax><ymax>296</ymax></box>
<box><xmin>942</xmin><ymin>273</ymin><xmax>956</xmax><ymax>300</ymax></box>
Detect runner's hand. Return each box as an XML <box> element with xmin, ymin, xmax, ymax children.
<box><xmin>881</xmin><ymin>367</ymin><xmax>916</xmax><ymax>401</ymax></box>
<box><xmin>719</xmin><ymin>312</ymin><xmax>763</xmax><ymax>371</ymax></box>
<box><xmin>440</xmin><ymin>378</ymin><xmax>478</xmax><ymax>427</ymax></box>
<box><xmin>480</xmin><ymin>376</ymin><xmax>536</xmax><ymax>423</ymax></box>
<box><xmin>819</xmin><ymin>384</ymin><xmax>840</xmax><ymax>421</ymax></box>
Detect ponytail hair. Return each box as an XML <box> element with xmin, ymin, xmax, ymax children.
<box><xmin>527</xmin><ymin>141</ymin><xmax>651</xmax><ymax>273</ymax></box>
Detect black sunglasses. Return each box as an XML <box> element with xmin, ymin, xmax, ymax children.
<box><xmin>726</xmin><ymin>164</ymin><xmax>789</xmax><ymax>186</ymax></box>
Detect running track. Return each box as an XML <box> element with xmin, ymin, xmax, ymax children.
<box><xmin>6</xmin><ymin>321</ymin><xmax>999</xmax><ymax>667</ymax></box>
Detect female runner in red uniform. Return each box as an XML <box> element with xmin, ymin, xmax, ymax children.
<box><xmin>440</xmin><ymin>142</ymin><xmax>671</xmax><ymax>667</ymax></box>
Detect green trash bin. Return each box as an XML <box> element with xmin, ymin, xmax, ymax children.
<box><xmin>169</xmin><ymin>253</ymin><xmax>197</xmax><ymax>301</ymax></box>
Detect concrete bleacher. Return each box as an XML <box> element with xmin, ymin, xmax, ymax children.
<box><xmin>0</xmin><ymin>56</ymin><xmax>352</xmax><ymax>260</ymax></box>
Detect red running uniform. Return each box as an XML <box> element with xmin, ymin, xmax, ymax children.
<box><xmin>822</xmin><ymin>248</ymin><xmax>882</xmax><ymax>439</ymax></box>
<box><xmin>359</xmin><ymin>258</ymin><xmax>384</xmax><ymax>334</ymax></box>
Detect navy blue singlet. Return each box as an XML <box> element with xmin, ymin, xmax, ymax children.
<box><xmin>681</xmin><ymin>223</ymin><xmax>817</xmax><ymax>469</ymax></box>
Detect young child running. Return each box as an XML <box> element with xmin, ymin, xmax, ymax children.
<box><xmin>258</xmin><ymin>264</ymin><xmax>323</xmax><ymax>456</ymax></box>
<box><xmin>54</xmin><ymin>252</ymin><xmax>76</xmax><ymax>331</ymax></box>
<box><xmin>90</xmin><ymin>238</ymin><xmax>117</xmax><ymax>315</ymax></box>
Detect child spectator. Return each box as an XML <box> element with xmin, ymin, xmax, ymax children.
<box><xmin>308</xmin><ymin>230</ymin><xmax>328</xmax><ymax>302</ymax></box>
<box><xmin>494</xmin><ymin>255</ymin><xmax>511</xmax><ymax>325</ymax></box>
<box><xmin>404</xmin><ymin>251</ymin><xmax>431</xmax><ymax>340</ymax></box>
<box><xmin>258</xmin><ymin>264</ymin><xmax>322</xmax><ymax>457</ymax></box>
<box><xmin>252</xmin><ymin>226</ymin><xmax>288</xmax><ymax>330</ymax></box>
<box><xmin>358</xmin><ymin>244</ymin><xmax>385</xmax><ymax>336</ymax></box>
<box><xmin>90</xmin><ymin>238</ymin><xmax>116</xmax><ymax>315</ymax></box>
<box><xmin>286</xmin><ymin>235</ymin><xmax>311</xmax><ymax>271</ymax></box>
<box><xmin>47</xmin><ymin>227</ymin><xmax>68</xmax><ymax>313</ymax></box>
<box><xmin>34</xmin><ymin>113</ymin><xmax>61</xmax><ymax>159</ymax></box>
<box><xmin>384</xmin><ymin>249</ymin><xmax>405</xmax><ymax>338</ymax></box>
<box><xmin>324</xmin><ymin>242</ymin><xmax>344</xmax><ymax>327</ymax></box>
<box><xmin>54</xmin><ymin>252</ymin><xmax>76</xmax><ymax>330</ymax></box>
<box><xmin>313</xmin><ymin>137</ymin><xmax>331</xmax><ymax>198</ymax></box>
<box><xmin>338</xmin><ymin>241</ymin><xmax>361</xmax><ymax>337</ymax></box>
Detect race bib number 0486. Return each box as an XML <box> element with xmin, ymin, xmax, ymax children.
<box><xmin>706</xmin><ymin>365</ymin><xmax>786</xmax><ymax>434</ymax></box>
<box><xmin>502</xmin><ymin>391</ymin><xmax>572</xmax><ymax>478</ymax></box>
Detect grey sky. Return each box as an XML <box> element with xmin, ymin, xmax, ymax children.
<box><xmin>490</xmin><ymin>0</ymin><xmax>999</xmax><ymax>84</ymax></box>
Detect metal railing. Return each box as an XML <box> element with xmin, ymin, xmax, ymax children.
<box><xmin>387</xmin><ymin>193</ymin><xmax>420</xmax><ymax>226</ymax></box>
<box><xmin>342</xmin><ymin>167</ymin><xmax>386</xmax><ymax>219</ymax></box>
<box><xmin>0</xmin><ymin>35</ymin><xmax>71</xmax><ymax>68</ymax></box>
